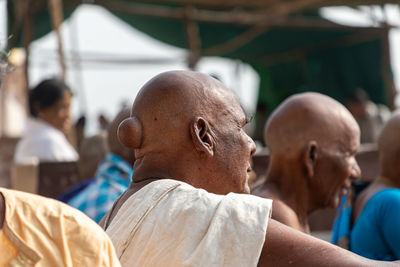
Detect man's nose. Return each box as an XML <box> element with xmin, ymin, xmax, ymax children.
<box><xmin>249</xmin><ymin>137</ymin><xmax>256</xmax><ymax>156</ymax></box>
<box><xmin>351</xmin><ymin>160</ymin><xmax>361</xmax><ymax>181</ymax></box>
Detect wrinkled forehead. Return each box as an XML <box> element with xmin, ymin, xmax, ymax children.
<box><xmin>338</xmin><ymin>106</ymin><xmax>360</xmax><ymax>137</ymax></box>
<box><xmin>189</xmin><ymin>72</ymin><xmax>245</xmax><ymax>121</ymax></box>
<box><xmin>214</xmin><ymin>89</ymin><xmax>246</xmax><ymax>124</ymax></box>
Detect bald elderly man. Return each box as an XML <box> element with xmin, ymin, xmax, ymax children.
<box><xmin>252</xmin><ymin>93</ymin><xmax>360</xmax><ymax>233</ymax></box>
<box><xmin>101</xmin><ymin>71</ymin><xmax>397</xmax><ymax>266</ymax></box>
<box><xmin>346</xmin><ymin>111</ymin><xmax>400</xmax><ymax>260</ymax></box>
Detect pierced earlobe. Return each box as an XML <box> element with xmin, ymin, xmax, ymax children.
<box><xmin>118</xmin><ymin>116</ymin><xmax>143</xmax><ymax>149</ymax></box>
<box><xmin>304</xmin><ymin>141</ymin><xmax>318</xmax><ymax>177</ymax></box>
<box><xmin>190</xmin><ymin>117</ymin><xmax>214</xmax><ymax>157</ymax></box>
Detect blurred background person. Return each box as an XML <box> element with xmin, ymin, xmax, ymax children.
<box><xmin>252</xmin><ymin>93</ymin><xmax>361</xmax><ymax>233</ymax></box>
<box><xmin>342</xmin><ymin>112</ymin><xmax>400</xmax><ymax>260</ymax></box>
<box><xmin>77</xmin><ymin>133</ymin><xmax>109</xmax><ymax>181</ymax></box>
<box><xmin>13</xmin><ymin>78</ymin><xmax>78</xmax><ymax>163</ymax></box>
<box><xmin>345</xmin><ymin>88</ymin><xmax>391</xmax><ymax>144</ymax></box>
<box><xmin>74</xmin><ymin>115</ymin><xmax>87</xmax><ymax>151</ymax></box>
<box><xmin>98</xmin><ymin>113</ymin><xmax>110</xmax><ymax>133</ymax></box>
<box><xmin>68</xmin><ymin>108</ymin><xmax>134</xmax><ymax>222</ymax></box>
<box><xmin>57</xmin><ymin>133</ymin><xmax>109</xmax><ymax>204</ymax></box>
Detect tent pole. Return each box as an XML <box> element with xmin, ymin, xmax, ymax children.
<box><xmin>380</xmin><ymin>30</ymin><xmax>396</xmax><ymax>109</ymax></box>
<box><xmin>184</xmin><ymin>5</ymin><xmax>201</xmax><ymax>70</ymax></box>
<box><xmin>22</xmin><ymin>0</ymin><xmax>32</xmax><ymax>91</ymax></box>
<box><xmin>48</xmin><ymin>0</ymin><xmax>66</xmax><ymax>81</ymax></box>
<box><xmin>69</xmin><ymin>15</ymin><xmax>88</xmax><ymax>116</ymax></box>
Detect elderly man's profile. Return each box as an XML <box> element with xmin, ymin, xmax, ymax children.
<box><xmin>252</xmin><ymin>92</ymin><xmax>361</xmax><ymax>233</ymax></box>
<box><xmin>101</xmin><ymin>70</ymin><xmax>397</xmax><ymax>266</ymax></box>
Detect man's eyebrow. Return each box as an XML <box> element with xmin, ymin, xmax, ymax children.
<box><xmin>245</xmin><ymin>114</ymin><xmax>254</xmax><ymax>124</ymax></box>
<box><xmin>239</xmin><ymin>103</ymin><xmax>253</xmax><ymax>125</ymax></box>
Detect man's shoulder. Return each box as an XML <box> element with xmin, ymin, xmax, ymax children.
<box><xmin>372</xmin><ymin>188</ymin><xmax>400</xmax><ymax>210</ymax></box>
<box><xmin>270</xmin><ymin>199</ymin><xmax>303</xmax><ymax>230</ymax></box>
<box><xmin>143</xmin><ymin>179</ymin><xmax>271</xmax><ymax>208</ymax></box>
<box><xmin>106</xmin><ymin>180</ymin><xmax>272</xmax><ymax>266</ymax></box>
<box><xmin>106</xmin><ymin>179</ymin><xmax>273</xmax><ymax>234</ymax></box>
<box><xmin>251</xmin><ymin>183</ymin><xmax>270</xmax><ymax>198</ymax></box>
<box><xmin>1</xmin><ymin>188</ymin><xmax>119</xmax><ymax>266</ymax></box>
<box><xmin>1</xmin><ymin>188</ymin><xmax>108</xmax><ymax>238</ymax></box>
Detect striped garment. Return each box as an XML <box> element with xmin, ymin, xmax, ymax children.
<box><xmin>68</xmin><ymin>153</ymin><xmax>133</xmax><ymax>223</ymax></box>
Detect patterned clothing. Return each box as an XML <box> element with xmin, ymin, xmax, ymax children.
<box><xmin>68</xmin><ymin>153</ymin><xmax>133</xmax><ymax>223</ymax></box>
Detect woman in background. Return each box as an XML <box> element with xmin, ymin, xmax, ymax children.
<box><xmin>14</xmin><ymin>78</ymin><xmax>78</xmax><ymax>163</ymax></box>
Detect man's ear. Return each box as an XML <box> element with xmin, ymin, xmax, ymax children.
<box><xmin>190</xmin><ymin>117</ymin><xmax>215</xmax><ymax>157</ymax></box>
<box><xmin>304</xmin><ymin>141</ymin><xmax>318</xmax><ymax>177</ymax></box>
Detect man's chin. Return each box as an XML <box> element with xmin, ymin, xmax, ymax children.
<box><xmin>330</xmin><ymin>195</ymin><xmax>341</xmax><ymax>209</ymax></box>
<box><xmin>323</xmin><ymin>195</ymin><xmax>339</xmax><ymax>209</ymax></box>
<box><xmin>242</xmin><ymin>186</ymin><xmax>250</xmax><ymax>194</ymax></box>
<box><xmin>242</xmin><ymin>176</ymin><xmax>251</xmax><ymax>194</ymax></box>
<box><xmin>61</xmin><ymin>125</ymin><xmax>71</xmax><ymax>134</ymax></box>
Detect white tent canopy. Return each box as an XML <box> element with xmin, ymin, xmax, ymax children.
<box><xmin>29</xmin><ymin>4</ymin><xmax>259</xmax><ymax>135</ymax></box>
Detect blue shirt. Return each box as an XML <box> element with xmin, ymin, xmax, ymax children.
<box><xmin>350</xmin><ymin>188</ymin><xmax>400</xmax><ymax>260</ymax></box>
<box><xmin>68</xmin><ymin>153</ymin><xmax>133</xmax><ymax>223</ymax></box>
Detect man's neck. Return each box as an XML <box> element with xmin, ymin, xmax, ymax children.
<box><xmin>131</xmin><ymin>154</ymin><xmax>200</xmax><ymax>186</ymax></box>
<box><xmin>265</xmin><ymin>167</ymin><xmax>312</xmax><ymax>227</ymax></box>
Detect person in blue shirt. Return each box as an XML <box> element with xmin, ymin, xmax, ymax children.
<box><xmin>333</xmin><ymin>111</ymin><xmax>400</xmax><ymax>260</ymax></box>
<box><xmin>68</xmin><ymin>108</ymin><xmax>134</xmax><ymax>222</ymax></box>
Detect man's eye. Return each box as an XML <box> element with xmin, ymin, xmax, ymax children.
<box><xmin>244</xmin><ymin>115</ymin><xmax>254</xmax><ymax>126</ymax></box>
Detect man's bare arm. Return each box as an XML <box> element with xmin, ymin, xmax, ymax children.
<box><xmin>258</xmin><ymin>219</ymin><xmax>399</xmax><ymax>267</ymax></box>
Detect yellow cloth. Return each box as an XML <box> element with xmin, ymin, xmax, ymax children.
<box><xmin>105</xmin><ymin>179</ymin><xmax>273</xmax><ymax>267</ymax></box>
<box><xmin>0</xmin><ymin>230</ymin><xmax>17</xmax><ymax>267</ymax></box>
<box><xmin>0</xmin><ymin>188</ymin><xmax>121</xmax><ymax>267</ymax></box>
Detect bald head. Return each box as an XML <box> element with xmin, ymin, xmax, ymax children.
<box><xmin>265</xmin><ymin>92</ymin><xmax>360</xmax><ymax>156</ymax></box>
<box><xmin>119</xmin><ymin>70</ymin><xmax>238</xmax><ymax>156</ymax></box>
<box><xmin>265</xmin><ymin>92</ymin><xmax>361</xmax><ymax>209</ymax></box>
<box><xmin>118</xmin><ymin>70</ymin><xmax>255</xmax><ymax>194</ymax></box>
<box><xmin>378</xmin><ymin>111</ymin><xmax>400</xmax><ymax>180</ymax></box>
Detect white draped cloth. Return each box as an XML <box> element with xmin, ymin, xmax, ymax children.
<box><xmin>14</xmin><ymin>118</ymin><xmax>78</xmax><ymax>163</ymax></box>
<box><xmin>106</xmin><ymin>179</ymin><xmax>272</xmax><ymax>267</ymax></box>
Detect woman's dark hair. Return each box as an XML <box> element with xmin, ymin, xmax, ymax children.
<box><xmin>29</xmin><ymin>78</ymin><xmax>71</xmax><ymax>117</ymax></box>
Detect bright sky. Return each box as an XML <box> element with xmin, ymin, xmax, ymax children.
<box><xmin>0</xmin><ymin>0</ymin><xmax>6</xmax><ymax>49</ymax></box>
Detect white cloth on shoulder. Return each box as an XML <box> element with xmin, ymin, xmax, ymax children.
<box><xmin>14</xmin><ymin>118</ymin><xmax>78</xmax><ymax>163</ymax></box>
<box><xmin>106</xmin><ymin>179</ymin><xmax>272</xmax><ymax>267</ymax></box>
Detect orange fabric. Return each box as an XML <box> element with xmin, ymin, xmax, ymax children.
<box><xmin>0</xmin><ymin>188</ymin><xmax>121</xmax><ymax>267</ymax></box>
<box><xmin>0</xmin><ymin>230</ymin><xmax>17</xmax><ymax>267</ymax></box>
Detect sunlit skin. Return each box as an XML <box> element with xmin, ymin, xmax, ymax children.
<box><xmin>252</xmin><ymin>93</ymin><xmax>361</xmax><ymax>233</ymax></box>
